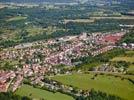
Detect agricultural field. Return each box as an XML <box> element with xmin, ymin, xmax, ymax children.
<box><xmin>64</xmin><ymin>19</ymin><xmax>95</xmax><ymax>24</ymax></box>
<box><xmin>15</xmin><ymin>84</ymin><xmax>74</xmax><ymax>100</ymax></box>
<box><xmin>51</xmin><ymin>73</ymin><xmax>134</xmax><ymax>100</ymax></box>
<box><xmin>90</xmin><ymin>16</ymin><xmax>134</xmax><ymax>20</ymax></box>
<box><xmin>26</xmin><ymin>26</ymin><xmax>45</xmax><ymax>36</ymax></box>
<box><xmin>111</xmin><ymin>57</ymin><xmax>134</xmax><ymax>63</ymax></box>
<box><xmin>6</xmin><ymin>16</ymin><xmax>27</xmax><ymax>22</ymax></box>
<box><xmin>79</xmin><ymin>62</ymin><xmax>102</xmax><ymax>71</ymax></box>
<box><xmin>126</xmin><ymin>51</ymin><xmax>134</xmax><ymax>56</ymax></box>
<box><xmin>110</xmin><ymin>50</ymin><xmax>134</xmax><ymax>63</ymax></box>
<box><xmin>64</xmin><ymin>16</ymin><xmax>134</xmax><ymax>24</ymax></box>
<box><xmin>127</xmin><ymin>65</ymin><xmax>134</xmax><ymax>75</ymax></box>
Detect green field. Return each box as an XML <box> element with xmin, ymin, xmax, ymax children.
<box><xmin>15</xmin><ymin>84</ymin><xmax>74</xmax><ymax>100</ymax></box>
<box><xmin>64</xmin><ymin>19</ymin><xmax>95</xmax><ymax>24</ymax></box>
<box><xmin>7</xmin><ymin>16</ymin><xmax>27</xmax><ymax>22</ymax></box>
<box><xmin>126</xmin><ymin>51</ymin><xmax>134</xmax><ymax>57</ymax></box>
<box><xmin>51</xmin><ymin>73</ymin><xmax>134</xmax><ymax>100</ymax></box>
<box><xmin>111</xmin><ymin>57</ymin><xmax>134</xmax><ymax>63</ymax></box>
<box><xmin>90</xmin><ymin>16</ymin><xmax>134</xmax><ymax>20</ymax></box>
<box><xmin>127</xmin><ymin>65</ymin><xmax>134</xmax><ymax>75</ymax></box>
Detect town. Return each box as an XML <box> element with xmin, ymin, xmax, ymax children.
<box><xmin>1</xmin><ymin>30</ymin><xmax>133</xmax><ymax>93</ymax></box>
<box><xmin>0</xmin><ymin>0</ymin><xmax>134</xmax><ymax>99</ymax></box>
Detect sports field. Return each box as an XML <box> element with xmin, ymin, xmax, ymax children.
<box><xmin>15</xmin><ymin>84</ymin><xmax>74</xmax><ymax>100</ymax></box>
<box><xmin>51</xmin><ymin>73</ymin><xmax>134</xmax><ymax>100</ymax></box>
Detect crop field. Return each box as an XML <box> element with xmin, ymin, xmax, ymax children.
<box><xmin>51</xmin><ymin>73</ymin><xmax>134</xmax><ymax>100</ymax></box>
<box><xmin>26</xmin><ymin>26</ymin><xmax>44</xmax><ymax>36</ymax></box>
<box><xmin>64</xmin><ymin>19</ymin><xmax>95</xmax><ymax>24</ymax></box>
<box><xmin>127</xmin><ymin>65</ymin><xmax>134</xmax><ymax>75</ymax></box>
<box><xmin>126</xmin><ymin>51</ymin><xmax>134</xmax><ymax>56</ymax></box>
<box><xmin>111</xmin><ymin>57</ymin><xmax>134</xmax><ymax>63</ymax></box>
<box><xmin>7</xmin><ymin>16</ymin><xmax>27</xmax><ymax>22</ymax></box>
<box><xmin>15</xmin><ymin>84</ymin><xmax>74</xmax><ymax>100</ymax></box>
<box><xmin>90</xmin><ymin>16</ymin><xmax>134</xmax><ymax>20</ymax></box>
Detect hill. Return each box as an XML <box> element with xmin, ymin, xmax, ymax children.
<box><xmin>0</xmin><ymin>0</ymin><xmax>76</xmax><ymax>3</ymax></box>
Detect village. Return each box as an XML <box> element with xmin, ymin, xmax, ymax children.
<box><xmin>0</xmin><ymin>30</ymin><xmax>133</xmax><ymax>94</ymax></box>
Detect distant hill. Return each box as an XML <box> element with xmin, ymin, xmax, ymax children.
<box><xmin>0</xmin><ymin>0</ymin><xmax>76</xmax><ymax>3</ymax></box>
<box><xmin>0</xmin><ymin>0</ymin><xmax>133</xmax><ymax>6</ymax></box>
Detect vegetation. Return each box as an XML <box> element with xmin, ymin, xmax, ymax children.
<box><xmin>15</xmin><ymin>84</ymin><xmax>74</xmax><ymax>100</ymax></box>
<box><xmin>120</xmin><ymin>29</ymin><xmax>134</xmax><ymax>43</ymax></box>
<box><xmin>76</xmin><ymin>89</ymin><xmax>122</xmax><ymax>100</ymax></box>
<box><xmin>7</xmin><ymin>16</ymin><xmax>27</xmax><ymax>22</ymax></box>
<box><xmin>111</xmin><ymin>57</ymin><xmax>134</xmax><ymax>63</ymax></box>
<box><xmin>127</xmin><ymin>65</ymin><xmax>134</xmax><ymax>75</ymax></box>
<box><xmin>0</xmin><ymin>59</ymin><xmax>20</xmax><ymax>70</ymax></box>
<box><xmin>73</xmin><ymin>48</ymin><xmax>125</xmax><ymax>71</ymax></box>
<box><xmin>0</xmin><ymin>4</ymin><xmax>134</xmax><ymax>48</ymax></box>
<box><xmin>0</xmin><ymin>92</ymin><xmax>31</xmax><ymax>100</ymax></box>
<box><xmin>51</xmin><ymin>73</ymin><xmax>134</xmax><ymax>100</ymax></box>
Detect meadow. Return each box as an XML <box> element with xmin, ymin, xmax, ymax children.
<box><xmin>111</xmin><ymin>57</ymin><xmax>134</xmax><ymax>63</ymax></box>
<box><xmin>15</xmin><ymin>84</ymin><xmax>74</xmax><ymax>100</ymax></box>
<box><xmin>90</xmin><ymin>16</ymin><xmax>134</xmax><ymax>20</ymax></box>
<box><xmin>51</xmin><ymin>73</ymin><xmax>134</xmax><ymax>100</ymax></box>
<box><xmin>7</xmin><ymin>16</ymin><xmax>27</xmax><ymax>22</ymax></box>
<box><xmin>64</xmin><ymin>19</ymin><xmax>95</xmax><ymax>24</ymax></box>
<box><xmin>127</xmin><ymin>65</ymin><xmax>134</xmax><ymax>75</ymax></box>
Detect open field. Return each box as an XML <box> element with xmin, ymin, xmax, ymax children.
<box><xmin>89</xmin><ymin>71</ymin><xmax>134</xmax><ymax>81</ymax></box>
<box><xmin>7</xmin><ymin>16</ymin><xmax>27</xmax><ymax>22</ymax></box>
<box><xmin>64</xmin><ymin>16</ymin><xmax>134</xmax><ymax>24</ymax></box>
<box><xmin>26</xmin><ymin>26</ymin><xmax>66</xmax><ymax>36</ymax></box>
<box><xmin>80</xmin><ymin>62</ymin><xmax>102</xmax><ymax>71</ymax></box>
<box><xmin>26</xmin><ymin>26</ymin><xmax>44</xmax><ymax>36</ymax></box>
<box><xmin>64</xmin><ymin>19</ymin><xmax>95</xmax><ymax>24</ymax></box>
<box><xmin>15</xmin><ymin>84</ymin><xmax>74</xmax><ymax>100</ymax></box>
<box><xmin>126</xmin><ymin>51</ymin><xmax>134</xmax><ymax>56</ymax></box>
<box><xmin>0</xmin><ymin>5</ymin><xmax>6</xmax><ymax>9</ymax></box>
<box><xmin>51</xmin><ymin>73</ymin><xmax>134</xmax><ymax>100</ymax></box>
<box><xmin>64</xmin><ymin>16</ymin><xmax>134</xmax><ymax>23</ymax></box>
<box><xmin>127</xmin><ymin>65</ymin><xmax>134</xmax><ymax>75</ymax></box>
<box><xmin>111</xmin><ymin>57</ymin><xmax>134</xmax><ymax>63</ymax></box>
<box><xmin>90</xmin><ymin>16</ymin><xmax>134</xmax><ymax>20</ymax></box>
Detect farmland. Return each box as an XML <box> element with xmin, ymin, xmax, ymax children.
<box><xmin>127</xmin><ymin>65</ymin><xmax>134</xmax><ymax>75</ymax></box>
<box><xmin>64</xmin><ymin>19</ymin><xmax>95</xmax><ymax>24</ymax></box>
<box><xmin>111</xmin><ymin>57</ymin><xmax>134</xmax><ymax>63</ymax></box>
<box><xmin>0</xmin><ymin>1</ymin><xmax>134</xmax><ymax>100</ymax></box>
<box><xmin>7</xmin><ymin>16</ymin><xmax>27</xmax><ymax>22</ymax></box>
<box><xmin>51</xmin><ymin>73</ymin><xmax>134</xmax><ymax>100</ymax></box>
<box><xmin>90</xmin><ymin>16</ymin><xmax>134</xmax><ymax>20</ymax></box>
<box><xmin>15</xmin><ymin>84</ymin><xmax>74</xmax><ymax>100</ymax></box>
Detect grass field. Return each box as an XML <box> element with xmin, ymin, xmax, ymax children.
<box><xmin>90</xmin><ymin>16</ymin><xmax>134</xmax><ymax>20</ymax></box>
<box><xmin>26</xmin><ymin>26</ymin><xmax>66</xmax><ymax>36</ymax></box>
<box><xmin>111</xmin><ymin>57</ymin><xmax>134</xmax><ymax>63</ymax></box>
<box><xmin>51</xmin><ymin>73</ymin><xmax>134</xmax><ymax>100</ymax></box>
<box><xmin>64</xmin><ymin>16</ymin><xmax>134</xmax><ymax>24</ymax></box>
<box><xmin>26</xmin><ymin>26</ymin><xmax>44</xmax><ymax>36</ymax></box>
<box><xmin>7</xmin><ymin>16</ymin><xmax>27</xmax><ymax>22</ymax></box>
<box><xmin>15</xmin><ymin>84</ymin><xmax>74</xmax><ymax>100</ymax></box>
<box><xmin>125</xmin><ymin>51</ymin><xmax>134</xmax><ymax>57</ymax></box>
<box><xmin>127</xmin><ymin>65</ymin><xmax>134</xmax><ymax>75</ymax></box>
<box><xmin>80</xmin><ymin>62</ymin><xmax>101</xmax><ymax>71</ymax></box>
<box><xmin>64</xmin><ymin>19</ymin><xmax>95</xmax><ymax>24</ymax></box>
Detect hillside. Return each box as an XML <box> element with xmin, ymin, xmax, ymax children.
<box><xmin>0</xmin><ymin>0</ymin><xmax>76</xmax><ymax>3</ymax></box>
